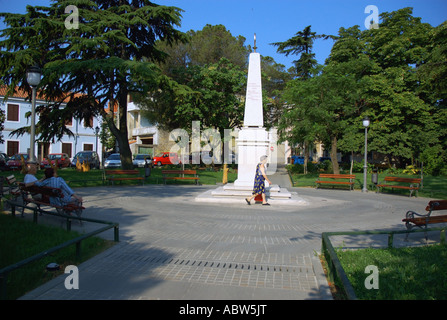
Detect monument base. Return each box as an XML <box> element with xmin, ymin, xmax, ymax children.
<box><xmin>195</xmin><ymin>183</ymin><xmax>308</xmax><ymax>206</ymax></box>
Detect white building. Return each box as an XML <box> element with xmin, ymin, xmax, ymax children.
<box><xmin>126</xmin><ymin>95</ymin><xmax>162</xmax><ymax>156</ymax></box>
<box><xmin>0</xmin><ymin>86</ymin><xmax>102</xmax><ymax>162</ymax></box>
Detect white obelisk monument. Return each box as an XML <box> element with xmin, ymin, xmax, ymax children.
<box><xmin>198</xmin><ymin>34</ymin><xmax>303</xmax><ymax>205</ymax></box>
<box><xmin>233</xmin><ymin>34</ymin><xmax>270</xmax><ymax>188</ymax></box>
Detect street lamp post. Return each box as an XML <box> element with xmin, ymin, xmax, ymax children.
<box><xmin>95</xmin><ymin>126</ymin><xmax>100</xmax><ymax>153</ymax></box>
<box><xmin>26</xmin><ymin>66</ymin><xmax>42</xmax><ymax>162</ymax></box>
<box><xmin>362</xmin><ymin>116</ymin><xmax>370</xmax><ymax>193</ymax></box>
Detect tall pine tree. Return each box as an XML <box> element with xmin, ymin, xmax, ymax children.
<box><xmin>0</xmin><ymin>0</ymin><xmax>186</xmax><ymax>168</ymax></box>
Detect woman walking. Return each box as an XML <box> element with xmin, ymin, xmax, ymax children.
<box><xmin>245</xmin><ymin>155</ymin><xmax>272</xmax><ymax>206</ymax></box>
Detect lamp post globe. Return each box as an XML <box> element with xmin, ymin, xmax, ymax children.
<box><xmin>362</xmin><ymin>116</ymin><xmax>370</xmax><ymax>193</ymax></box>
<box><xmin>26</xmin><ymin>66</ymin><xmax>42</xmax><ymax>162</ymax></box>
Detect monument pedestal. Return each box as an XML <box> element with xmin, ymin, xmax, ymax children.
<box><xmin>195</xmin><ymin>183</ymin><xmax>307</xmax><ymax>206</ymax></box>
<box><xmin>233</xmin><ymin>127</ymin><xmax>269</xmax><ymax>188</ymax></box>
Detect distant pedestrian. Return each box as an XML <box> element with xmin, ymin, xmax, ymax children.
<box><xmin>245</xmin><ymin>155</ymin><xmax>272</xmax><ymax>206</ymax></box>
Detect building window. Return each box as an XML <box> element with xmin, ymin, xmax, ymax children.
<box><xmin>140</xmin><ymin>136</ymin><xmax>153</xmax><ymax>145</ymax></box>
<box><xmin>7</xmin><ymin>104</ymin><xmax>19</xmax><ymax>122</ymax></box>
<box><xmin>83</xmin><ymin>144</ymin><xmax>93</xmax><ymax>151</ymax></box>
<box><xmin>7</xmin><ymin>141</ymin><xmax>19</xmax><ymax>156</ymax></box>
<box><xmin>62</xmin><ymin>142</ymin><xmax>72</xmax><ymax>158</ymax></box>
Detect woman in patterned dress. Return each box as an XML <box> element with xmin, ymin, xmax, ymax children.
<box><xmin>245</xmin><ymin>155</ymin><xmax>272</xmax><ymax>206</ymax></box>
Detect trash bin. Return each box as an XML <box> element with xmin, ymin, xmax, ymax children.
<box><xmin>371</xmin><ymin>167</ymin><xmax>378</xmax><ymax>184</ymax></box>
<box><xmin>145</xmin><ymin>159</ymin><xmax>151</xmax><ymax>178</ymax></box>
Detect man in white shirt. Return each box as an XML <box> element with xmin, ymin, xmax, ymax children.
<box><xmin>24</xmin><ymin>161</ymin><xmax>39</xmax><ymax>187</ymax></box>
<box><xmin>23</xmin><ymin>160</ymin><xmax>43</xmax><ymax>202</ymax></box>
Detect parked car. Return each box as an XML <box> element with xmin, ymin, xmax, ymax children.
<box><xmin>153</xmin><ymin>152</ymin><xmax>180</xmax><ymax>166</ymax></box>
<box><xmin>6</xmin><ymin>153</ymin><xmax>33</xmax><ymax>170</ymax></box>
<box><xmin>71</xmin><ymin>151</ymin><xmax>101</xmax><ymax>169</ymax></box>
<box><xmin>133</xmin><ymin>154</ymin><xmax>152</xmax><ymax>168</ymax></box>
<box><xmin>40</xmin><ymin>153</ymin><xmax>71</xmax><ymax>169</ymax></box>
<box><xmin>104</xmin><ymin>153</ymin><xmax>121</xmax><ymax>169</ymax></box>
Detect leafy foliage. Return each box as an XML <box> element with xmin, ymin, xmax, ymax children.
<box><xmin>0</xmin><ymin>0</ymin><xmax>186</xmax><ymax>168</ymax></box>
<box><xmin>278</xmin><ymin>8</ymin><xmax>446</xmax><ymax>174</ymax></box>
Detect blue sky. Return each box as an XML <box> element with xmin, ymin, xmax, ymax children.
<box><xmin>1</xmin><ymin>0</ymin><xmax>446</xmax><ymax>69</ymax></box>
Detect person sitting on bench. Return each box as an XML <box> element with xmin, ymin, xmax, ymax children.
<box><xmin>23</xmin><ymin>161</ymin><xmax>44</xmax><ymax>200</ymax></box>
<box><xmin>35</xmin><ymin>168</ymin><xmax>83</xmax><ymax>207</ymax></box>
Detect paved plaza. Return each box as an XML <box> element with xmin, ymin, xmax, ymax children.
<box><xmin>19</xmin><ymin>167</ymin><xmax>438</xmax><ymax>301</ymax></box>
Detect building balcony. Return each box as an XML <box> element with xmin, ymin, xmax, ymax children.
<box><xmin>132</xmin><ymin>126</ymin><xmax>157</xmax><ymax>137</ymax></box>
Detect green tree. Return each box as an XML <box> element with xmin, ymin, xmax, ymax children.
<box><xmin>0</xmin><ymin>0</ymin><xmax>186</xmax><ymax>169</ymax></box>
<box><xmin>360</xmin><ymin>8</ymin><xmax>437</xmax><ymax>168</ymax></box>
<box><xmin>271</xmin><ymin>25</ymin><xmax>334</xmax><ymax>79</ymax></box>
<box><xmin>137</xmin><ymin>24</ymin><xmax>251</xmax><ymax>135</ymax></box>
<box><xmin>138</xmin><ymin>57</ymin><xmax>246</xmax><ymax>135</ymax></box>
<box><xmin>279</xmin><ymin>64</ymin><xmax>360</xmax><ymax>174</ymax></box>
<box><xmin>260</xmin><ymin>56</ymin><xmax>292</xmax><ymax>127</ymax></box>
<box><xmin>417</xmin><ymin>21</ymin><xmax>447</xmax><ymax>174</ymax></box>
<box><xmin>324</xmin><ymin>8</ymin><xmax>442</xmax><ymax>172</ymax></box>
<box><xmin>156</xmin><ymin>24</ymin><xmax>250</xmax><ymax>80</ymax></box>
<box><xmin>273</xmin><ymin>25</ymin><xmax>334</xmax><ymax>171</ymax></box>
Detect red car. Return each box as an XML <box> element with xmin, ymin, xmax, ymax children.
<box><xmin>6</xmin><ymin>153</ymin><xmax>31</xmax><ymax>170</ymax></box>
<box><xmin>40</xmin><ymin>153</ymin><xmax>71</xmax><ymax>169</ymax></box>
<box><xmin>153</xmin><ymin>152</ymin><xmax>180</xmax><ymax>166</ymax></box>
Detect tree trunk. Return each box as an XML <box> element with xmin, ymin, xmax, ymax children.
<box><xmin>117</xmin><ymin>90</ymin><xmax>133</xmax><ymax>170</ymax></box>
<box><xmin>303</xmin><ymin>142</ymin><xmax>309</xmax><ymax>174</ymax></box>
<box><xmin>102</xmin><ymin>86</ymin><xmax>133</xmax><ymax>170</ymax></box>
<box><xmin>330</xmin><ymin>135</ymin><xmax>340</xmax><ymax>174</ymax></box>
<box><xmin>350</xmin><ymin>151</ymin><xmax>354</xmax><ymax>175</ymax></box>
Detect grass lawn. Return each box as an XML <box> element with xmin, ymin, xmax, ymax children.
<box><xmin>0</xmin><ymin>213</ymin><xmax>114</xmax><ymax>300</ymax></box>
<box><xmin>334</xmin><ymin>244</ymin><xmax>447</xmax><ymax>300</ymax></box>
<box><xmin>0</xmin><ymin>165</ymin><xmax>236</xmax><ymax>299</ymax></box>
<box><xmin>289</xmin><ymin>172</ymin><xmax>447</xmax><ymax>199</ymax></box>
<box><xmin>0</xmin><ymin>166</ymin><xmax>238</xmax><ymax>187</ymax></box>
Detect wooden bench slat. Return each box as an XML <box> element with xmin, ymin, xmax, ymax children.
<box><xmin>162</xmin><ymin>170</ymin><xmax>197</xmax><ymax>175</ymax></box>
<box><xmin>376</xmin><ymin>176</ymin><xmax>421</xmax><ymax>197</ymax></box>
<box><xmin>105</xmin><ymin>169</ymin><xmax>144</xmax><ymax>185</ymax></box>
<box><xmin>403</xmin><ymin>199</ymin><xmax>447</xmax><ymax>240</ymax></box>
<box><xmin>315</xmin><ymin>173</ymin><xmax>355</xmax><ymax>190</ymax></box>
<box><xmin>162</xmin><ymin>170</ymin><xmax>199</xmax><ymax>185</ymax></box>
<box><xmin>317</xmin><ymin>181</ymin><xmax>353</xmax><ymax>185</ymax></box>
<box><xmin>403</xmin><ymin>216</ymin><xmax>447</xmax><ymax>225</ymax></box>
<box><xmin>376</xmin><ymin>184</ymin><xmax>419</xmax><ymax>190</ymax></box>
<box><xmin>384</xmin><ymin>177</ymin><xmax>421</xmax><ymax>183</ymax></box>
<box><xmin>318</xmin><ymin>174</ymin><xmax>356</xmax><ymax>179</ymax></box>
<box><xmin>426</xmin><ymin>200</ymin><xmax>447</xmax><ymax>211</ymax></box>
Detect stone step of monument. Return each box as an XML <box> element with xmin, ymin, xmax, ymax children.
<box><xmin>212</xmin><ymin>185</ymin><xmax>292</xmax><ymax>199</ymax></box>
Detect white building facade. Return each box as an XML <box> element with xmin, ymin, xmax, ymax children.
<box><xmin>0</xmin><ymin>87</ymin><xmax>102</xmax><ymax>162</ymax></box>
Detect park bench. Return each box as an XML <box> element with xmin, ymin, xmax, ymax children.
<box><xmin>403</xmin><ymin>200</ymin><xmax>447</xmax><ymax>240</ymax></box>
<box><xmin>162</xmin><ymin>170</ymin><xmax>199</xmax><ymax>185</ymax></box>
<box><xmin>376</xmin><ymin>176</ymin><xmax>421</xmax><ymax>197</ymax></box>
<box><xmin>105</xmin><ymin>169</ymin><xmax>144</xmax><ymax>186</ymax></box>
<box><xmin>18</xmin><ymin>183</ymin><xmax>85</xmax><ymax>218</ymax></box>
<box><xmin>4</xmin><ymin>175</ymin><xmax>22</xmax><ymax>201</ymax></box>
<box><xmin>315</xmin><ymin>174</ymin><xmax>355</xmax><ymax>191</ymax></box>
